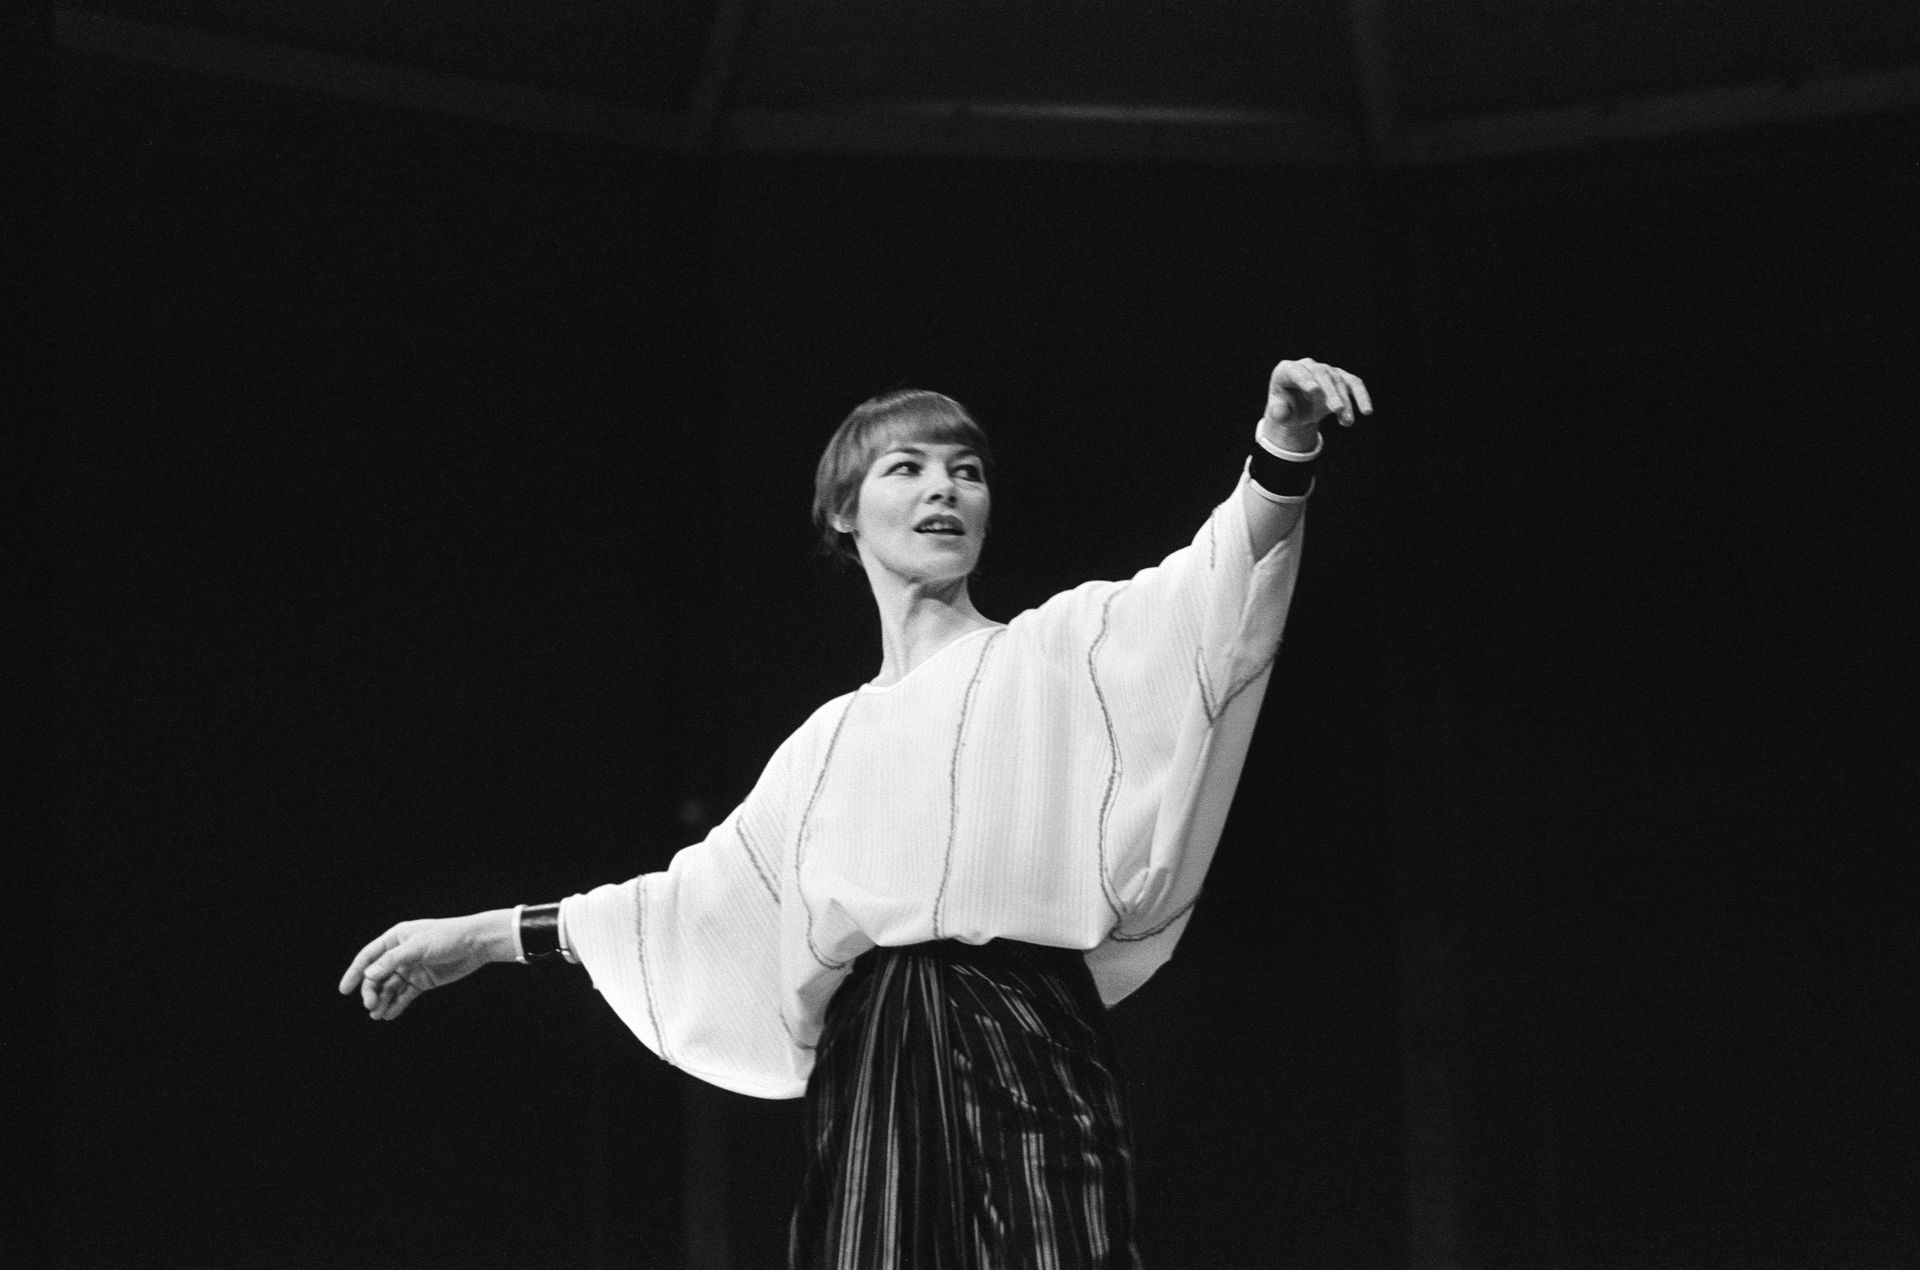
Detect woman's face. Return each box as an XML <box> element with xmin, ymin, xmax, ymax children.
<box><xmin>841</xmin><ymin>440</ymin><xmax>989</xmax><ymax>586</ymax></box>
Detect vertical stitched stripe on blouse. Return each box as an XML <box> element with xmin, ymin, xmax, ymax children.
<box><xmin>932</xmin><ymin>628</ymin><xmax>1005</xmax><ymax>939</ymax></box>
<box><xmin>1087</xmin><ymin>587</ymin><xmax>1128</xmax><ymax>921</ymax></box>
<box><xmin>735</xmin><ymin>821</ymin><xmax>781</xmax><ymax>904</ymax></box>
<box><xmin>795</xmin><ymin>695</ymin><xmax>861</xmax><ymax>970</ymax></box>
<box><xmin>630</xmin><ymin>876</ymin><xmax>670</xmax><ymax>1065</ymax></box>
<box><xmin>1217</xmin><ymin>646</ymin><xmax>1280</xmax><ymax>720</ymax></box>
<box><xmin>1193</xmin><ymin>648</ymin><xmax>1221</xmax><ymax>724</ymax></box>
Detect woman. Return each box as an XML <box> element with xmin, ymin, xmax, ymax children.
<box><xmin>340</xmin><ymin>356</ymin><xmax>1371</xmax><ymax>1268</ymax></box>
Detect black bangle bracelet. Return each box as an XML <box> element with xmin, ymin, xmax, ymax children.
<box><xmin>520</xmin><ymin>902</ymin><xmax>564</xmax><ymax>960</ymax></box>
<box><xmin>1248</xmin><ymin>437</ymin><xmax>1319</xmax><ymax>498</ymax></box>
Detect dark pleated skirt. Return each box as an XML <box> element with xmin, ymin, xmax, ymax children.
<box><xmin>789</xmin><ymin>939</ymin><xmax>1143</xmax><ymax>1270</ymax></box>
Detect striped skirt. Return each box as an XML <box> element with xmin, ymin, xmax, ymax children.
<box><xmin>789</xmin><ymin>939</ymin><xmax>1143</xmax><ymax>1270</ymax></box>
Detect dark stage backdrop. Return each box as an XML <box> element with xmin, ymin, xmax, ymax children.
<box><xmin>55</xmin><ymin>52</ymin><xmax>1916</xmax><ymax>1270</ymax></box>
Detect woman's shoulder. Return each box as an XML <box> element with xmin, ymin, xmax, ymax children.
<box><xmin>1006</xmin><ymin>575</ymin><xmax>1129</xmax><ymax>630</ymax></box>
<box><xmin>990</xmin><ymin>578</ymin><xmax>1129</xmax><ymax>667</ymax></box>
<box><xmin>746</xmin><ymin>690</ymin><xmax>858</xmax><ymax>774</ymax></box>
<box><xmin>795</xmin><ymin>690</ymin><xmax>859</xmax><ymax>736</ymax></box>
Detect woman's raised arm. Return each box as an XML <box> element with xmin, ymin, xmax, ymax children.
<box><xmin>1241</xmin><ymin>357</ymin><xmax>1372</xmax><ymax>557</ymax></box>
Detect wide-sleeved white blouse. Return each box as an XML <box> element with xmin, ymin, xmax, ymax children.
<box><xmin>561</xmin><ymin>477</ymin><xmax>1304</xmax><ymax>1098</ymax></box>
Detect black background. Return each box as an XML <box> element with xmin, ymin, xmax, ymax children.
<box><xmin>53</xmin><ymin>50</ymin><xmax>1917</xmax><ymax>1269</ymax></box>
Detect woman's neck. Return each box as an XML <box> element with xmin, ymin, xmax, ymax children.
<box><xmin>864</xmin><ymin>574</ymin><xmax>997</xmax><ymax>687</ymax></box>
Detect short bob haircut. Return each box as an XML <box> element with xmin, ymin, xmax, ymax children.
<box><xmin>812</xmin><ymin>389</ymin><xmax>995</xmax><ymax>567</ymax></box>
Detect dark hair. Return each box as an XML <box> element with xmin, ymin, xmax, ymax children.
<box><xmin>812</xmin><ymin>389</ymin><xmax>994</xmax><ymax>566</ymax></box>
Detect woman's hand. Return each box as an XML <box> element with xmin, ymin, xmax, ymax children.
<box><xmin>338</xmin><ymin>908</ymin><xmax>517</xmax><ymax>1021</ymax></box>
<box><xmin>1241</xmin><ymin>357</ymin><xmax>1374</xmax><ymax>556</ymax></box>
<box><xmin>1263</xmin><ymin>357</ymin><xmax>1373</xmax><ymax>448</ymax></box>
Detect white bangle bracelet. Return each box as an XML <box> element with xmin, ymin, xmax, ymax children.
<box><xmin>1254</xmin><ymin>422</ymin><xmax>1324</xmax><ymax>461</ymax></box>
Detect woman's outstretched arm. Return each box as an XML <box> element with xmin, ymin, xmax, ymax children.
<box><xmin>338</xmin><ymin>908</ymin><xmax>522</xmax><ymax>1021</ymax></box>
<box><xmin>1241</xmin><ymin>357</ymin><xmax>1372</xmax><ymax>557</ymax></box>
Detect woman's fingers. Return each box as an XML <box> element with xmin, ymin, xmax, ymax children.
<box><xmin>1272</xmin><ymin>361</ymin><xmax>1319</xmax><ymax>424</ymax></box>
<box><xmin>361</xmin><ymin>957</ymin><xmax>389</xmax><ymax>1013</ymax></box>
<box><xmin>349</xmin><ymin>930</ymin><xmax>444</xmax><ymax>1019</ymax></box>
<box><xmin>372</xmin><ymin>965</ymin><xmax>403</xmax><ymax>1019</ymax></box>
<box><xmin>352</xmin><ymin>940</ymin><xmax>404</xmax><ymax>1014</ymax></box>
<box><xmin>1276</xmin><ymin>360</ymin><xmax>1336</xmax><ymax>423</ymax></box>
<box><xmin>381</xmin><ymin>975</ymin><xmax>422</xmax><ymax>1021</ymax></box>
<box><xmin>1271</xmin><ymin>359</ymin><xmax>1373</xmax><ymax>429</ymax></box>
<box><xmin>339</xmin><ymin>927</ymin><xmax>399</xmax><ymax>995</ymax></box>
<box><xmin>1308</xmin><ymin>363</ymin><xmax>1351</xmax><ymax>425</ymax></box>
<box><xmin>1340</xmin><ymin>369</ymin><xmax>1374</xmax><ymax>419</ymax></box>
<box><xmin>365</xmin><ymin>963</ymin><xmax>402</xmax><ymax>1019</ymax></box>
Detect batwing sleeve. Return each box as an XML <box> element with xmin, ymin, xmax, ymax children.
<box><xmin>1072</xmin><ymin>473</ymin><xmax>1306</xmax><ymax>1002</ymax></box>
<box><xmin>559</xmin><ymin>728</ymin><xmax>811</xmax><ymax>1099</ymax></box>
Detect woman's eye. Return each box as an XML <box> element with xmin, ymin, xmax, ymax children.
<box><xmin>954</xmin><ymin>465</ymin><xmax>982</xmax><ymax>482</ymax></box>
<box><xmin>888</xmin><ymin>460</ymin><xmax>918</xmax><ymax>475</ymax></box>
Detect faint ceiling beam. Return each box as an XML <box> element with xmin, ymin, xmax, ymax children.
<box><xmin>725</xmin><ymin>101</ymin><xmax>1366</xmax><ymax>166</ymax></box>
<box><xmin>52</xmin><ymin>8</ymin><xmax>1365</xmax><ymax>167</ymax></box>
<box><xmin>55</xmin><ymin>7</ymin><xmax>679</xmax><ymax>149</ymax></box>
<box><xmin>56</xmin><ymin>9</ymin><xmax>1920</xmax><ymax>169</ymax></box>
<box><xmin>1345</xmin><ymin>0</ymin><xmax>1400</xmax><ymax>164</ymax></box>
<box><xmin>683</xmin><ymin>0</ymin><xmax>760</xmax><ymax>156</ymax></box>
<box><xmin>1394</xmin><ymin>64</ymin><xmax>1920</xmax><ymax>167</ymax></box>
